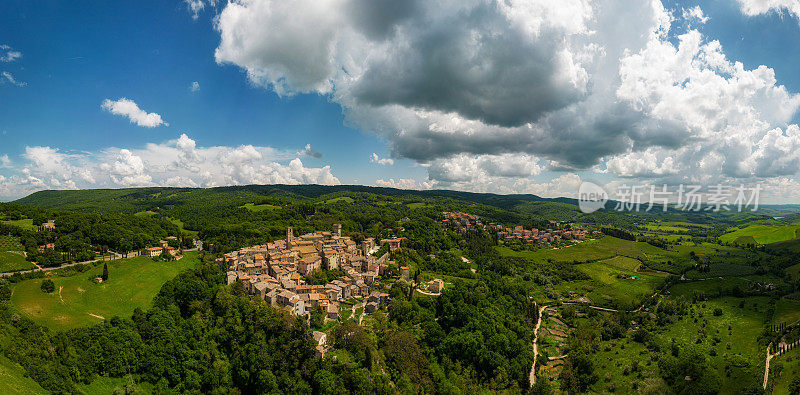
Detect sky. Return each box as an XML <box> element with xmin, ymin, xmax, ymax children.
<box><xmin>3</xmin><ymin>0</ymin><xmax>800</xmax><ymax>203</ymax></box>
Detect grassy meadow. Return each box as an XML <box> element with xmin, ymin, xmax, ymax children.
<box><xmin>10</xmin><ymin>252</ymin><xmax>199</xmax><ymax>331</ymax></box>
<box><xmin>498</xmin><ymin>235</ymin><xmax>699</xmax><ymax>274</ymax></box>
<box><xmin>773</xmin><ymin>297</ymin><xmax>800</xmax><ymax>326</ymax></box>
<box><xmin>719</xmin><ymin>224</ymin><xmax>800</xmax><ymax>244</ymax></box>
<box><xmin>168</xmin><ymin>218</ymin><xmax>198</xmax><ymax>236</ymax></box>
<box><xmin>0</xmin><ymin>235</ymin><xmax>24</xmax><ymax>252</ymax></box>
<box><xmin>497</xmin><ymin>236</ymin><xmax>667</xmax><ymax>264</ymax></box>
<box><xmin>0</xmin><ymin>219</ymin><xmax>37</xmax><ymax>231</ymax></box>
<box><xmin>786</xmin><ymin>263</ymin><xmax>800</xmax><ymax>281</ymax></box>
<box><xmin>770</xmin><ymin>347</ymin><xmax>800</xmax><ymax>393</ymax></box>
<box><xmin>660</xmin><ymin>297</ymin><xmax>769</xmax><ymax>392</ymax></box>
<box><xmin>574</xmin><ymin>261</ymin><xmax>663</xmax><ymax>307</ymax></box>
<box><xmin>0</xmin><ymin>354</ymin><xmax>47</xmax><ymax>394</ymax></box>
<box><xmin>0</xmin><ymin>251</ymin><xmax>34</xmax><ymax>273</ymax></box>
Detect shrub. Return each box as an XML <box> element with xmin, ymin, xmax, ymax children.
<box><xmin>41</xmin><ymin>279</ymin><xmax>55</xmax><ymax>293</ymax></box>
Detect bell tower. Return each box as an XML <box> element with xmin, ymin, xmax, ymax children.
<box><xmin>287</xmin><ymin>227</ymin><xmax>294</xmax><ymax>244</ymax></box>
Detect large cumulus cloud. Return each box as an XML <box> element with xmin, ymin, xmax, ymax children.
<box><xmin>213</xmin><ymin>0</ymin><xmax>800</xmax><ymax>193</ymax></box>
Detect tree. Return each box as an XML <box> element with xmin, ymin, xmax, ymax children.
<box><xmin>310</xmin><ymin>307</ymin><xmax>325</xmax><ymax>330</ymax></box>
<box><xmin>41</xmin><ymin>279</ymin><xmax>55</xmax><ymax>293</ymax></box>
<box><xmin>159</xmin><ymin>250</ymin><xmax>174</xmax><ymax>261</ymax></box>
<box><xmin>102</xmin><ymin>262</ymin><xmax>109</xmax><ymax>281</ymax></box>
<box><xmin>0</xmin><ymin>285</ymin><xmax>11</xmax><ymax>301</ymax></box>
<box><xmin>790</xmin><ymin>377</ymin><xmax>800</xmax><ymax>395</ymax></box>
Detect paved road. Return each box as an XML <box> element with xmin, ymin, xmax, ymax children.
<box><xmin>0</xmin><ymin>253</ymin><xmax>123</xmax><ymax>277</ymax></box>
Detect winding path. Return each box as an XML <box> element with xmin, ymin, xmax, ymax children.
<box><xmin>0</xmin><ymin>253</ymin><xmax>123</xmax><ymax>277</ymax></box>
<box><xmin>529</xmin><ymin>304</ymin><xmax>549</xmax><ymax>387</ymax></box>
<box><xmin>763</xmin><ymin>344</ymin><xmax>772</xmax><ymax>390</ymax></box>
<box><xmin>764</xmin><ymin>338</ymin><xmax>800</xmax><ymax>389</ymax></box>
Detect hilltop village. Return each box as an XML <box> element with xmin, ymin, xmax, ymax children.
<box><xmin>223</xmin><ymin>225</ymin><xmax>408</xmax><ymax>337</ymax></box>
<box><xmin>441</xmin><ymin>211</ymin><xmax>597</xmax><ymax>248</ymax></box>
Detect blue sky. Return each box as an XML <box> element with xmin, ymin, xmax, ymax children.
<box><xmin>2</xmin><ymin>0</ymin><xmax>800</xmax><ymax>203</ymax></box>
<box><xmin>0</xmin><ymin>0</ymin><xmax>423</xmax><ymax>188</ymax></box>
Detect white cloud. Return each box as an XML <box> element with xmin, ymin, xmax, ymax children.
<box><xmin>682</xmin><ymin>6</ymin><xmax>709</xmax><ymax>24</ymax></box>
<box><xmin>2</xmin><ymin>71</ymin><xmax>26</xmax><ymax>87</ymax></box>
<box><xmin>375</xmin><ymin>178</ymin><xmax>434</xmax><ymax>190</ymax></box>
<box><xmin>100</xmin><ymin>149</ymin><xmax>152</xmax><ymax>186</ymax></box>
<box><xmin>211</xmin><ymin>0</ymin><xmax>800</xmax><ymax>199</ymax></box>
<box><xmin>369</xmin><ymin>153</ymin><xmax>393</xmax><ymax>166</ymax></box>
<box><xmin>605</xmin><ymin>21</ymin><xmax>800</xmax><ymax>184</ymax></box>
<box><xmin>427</xmin><ymin>153</ymin><xmax>543</xmax><ymax>183</ymax></box>
<box><xmin>190</xmin><ymin>81</ymin><xmax>200</xmax><ymax>92</ymax></box>
<box><xmin>185</xmin><ymin>0</ymin><xmax>205</xmax><ymax>20</ymax></box>
<box><xmin>737</xmin><ymin>0</ymin><xmax>800</xmax><ymax>20</ymax></box>
<box><xmin>424</xmin><ymin>153</ymin><xmax>547</xmax><ymax>193</ymax></box>
<box><xmin>0</xmin><ymin>155</ymin><xmax>11</xmax><ymax>168</ymax></box>
<box><xmin>0</xmin><ymin>45</ymin><xmax>21</xmax><ymax>62</ymax></box>
<box><xmin>214</xmin><ymin>0</ymin><xmax>345</xmax><ymax>96</ymax></box>
<box><xmin>0</xmin><ymin>134</ymin><xmax>341</xmax><ymax>199</ymax></box>
<box><xmin>101</xmin><ymin>98</ymin><xmax>168</xmax><ymax>128</ymax></box>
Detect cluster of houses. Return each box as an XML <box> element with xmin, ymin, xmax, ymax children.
<box><xmin>440</xmin><ymin>212</ymin><xmax>484</xmax><ymax>231</ymax></box>
<box><xmin>224</xmin><ymin>225</ymin><xmax>402</xmax><ymax>322</ymax></box>
<box><xmin>495</xmin><ymin>225</ymin><xmax>592</xmax><ymax>247</ymax></box>
<box><xmin>145</xmin><ymin>236</ymin><xmax>180</xmax><ymax>257</ymax></box>
<box><xmin>441</xmin><ymin>211</ymin><xmax>599</xmax><ymax>248</ymax></box>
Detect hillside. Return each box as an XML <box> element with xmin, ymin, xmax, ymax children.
<box><xmin>14</xmin><ymin>185</ymin><xmax>569</xmax><ymax>213</ymax></box>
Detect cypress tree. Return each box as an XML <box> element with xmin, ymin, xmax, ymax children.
<box><xmin>102</xmin><ymin>262</ymin><xmax>109</xmax><ymax>281</ymax></box>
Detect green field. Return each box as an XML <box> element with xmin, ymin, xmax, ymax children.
<box><xmin>407</xmin><ymin>202</ymin><xmax>427</xmax><ymax>209</ymax></box>
<box><xmin>644</xmin><ymin>224</ymin><xmax>691</xmax><ymax>232</ymax></box>
<box><xmin>719</xmin><ymin>224</ymin><xmax>800</xmax><ymax>244</ymax></box>
<box><xmin>774</xmin><ymin>297</ymin><xmax>800</xmax><ymax>326</ymax></box>
<box><xmin>169</xmin><ymin>218</ymin><xmax>198</xmax><ymax>236</ymax></box>
<box><xmin>669</xmin><ymin>275</ymin><xmax>784</xmax><ymax>300</ymax></box>
<box><xmin>575</xmin><ymin>261</ymin><xmax>663</xmax><ymax>307</ymax></box>
<box><xmin>598</xmin><ymin>256</ymin><xmax>641</xmax><ymax>271</ymax></box>
<box><xmin>587</xmin><ymin>335</ymin><xmax>655</xmax><ymax>393</ymax></box>
<box><xmin>788</xmin><ymin>263</ymin><xmax>800</xmax><ymax>280</ymax></box>
<box><xmin>770</xmin><ymin>347</ymin><xmax>800</xmax><ymax>393</ymax></box>
<box><xmin>0</xmin><ymin>235</ymin><xmax>31</xmax><ymax>272</ymax></box>
<box><xmin>0</xmin><ymin>235</ymin><xmax>24</xmax><ymax>252</ymax></box>
<box><xmin>10</xmin><ymin>252</ymin><xmax>199</xmax><ymax>331</ymax></box>
<box><xmin>0</xmin><ymin>251</ymin><xmax>34</xmax><ymax>272</ymax></box>
<box><xmin>683</xmin><ymin>262</ymin><xmax>757</xmax><ymax>279</ymax></box>
<box><xmin>499</xmin><ymin>236</ymin><xmax>674</xmax><ymax>264</ymax></box>
<box><xmin>0</xmin><ymin>354</ymin><xmax>47</xmax><ymax>394</ymax></box>
<box><xmin>133</xmin><ymin>211</ymin><xmax>157</xmax><ymax>217</ymax></box>
<box><xmin>498</xmin><ymin>235</ymin><xmax>702</xmax><ymax>275</ymax></box>
<box><xmin>240</xmin><ymin>203</ymin><xmax>280</xmax><ymax>212</ymax></box>
<box><xmin>0</xmin><ymin>219</ymin><xmax>37</xmax><ymax>231</ymax></box>
<box><xmin>76</xmin><ymin>375</ymin><xmax>152</xmax><ymax>394</ymax></box>
<box><xmin>660</xmin><ymin>297</ymin><xmax>769</xmax><ymax>392</ymax></box>
<box><xmin>669</xmin><ymin>277</ymin><xmax>748</xmax><ymax>299</ymax></box>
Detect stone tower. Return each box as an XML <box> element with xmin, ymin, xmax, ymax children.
<box><xmin>333</xmin><ymin>223</ymin><xmax>342</xmax><ymax>237</ymax></box>
<box><xmin>287</xmin><ymin>226</ymin><xmax>294</xmax><ymax>244</ymax></box>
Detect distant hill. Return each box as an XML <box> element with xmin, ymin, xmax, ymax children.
<box><xmin>14</xmin><ymin>185</ymin><xmax>800</xmax><ymax>226</ymax></box>
<box><xmin>13</xmin><ymin>185</ymin><xmax>575</xmax><ymax>213</ymax></box>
